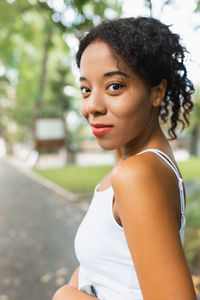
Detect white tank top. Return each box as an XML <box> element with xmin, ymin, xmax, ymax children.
<box><xmin>74</xmin><ymin>148</ymin><xmax>186</xmax><ymax>300</ymax></box>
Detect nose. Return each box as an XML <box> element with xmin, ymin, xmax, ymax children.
<box><xmin>86</xmin><ymin>89</ymin><xmax>107</xmax><ymax>116</ymax></box>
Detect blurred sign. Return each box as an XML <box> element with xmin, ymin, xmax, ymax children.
<box><xmin>35</xmin><ymin>118</ymin><xmax>65</xmax><ymax>140</ymax></box>
<box><xmin>34</xmin><ymin>117</ymin><xmax>66</xmax><ymax>150</ymax></box>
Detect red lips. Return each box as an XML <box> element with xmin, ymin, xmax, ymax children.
<box><xmin>91</xmin><ymin>123</ymin><xmax>113</xmax><ymax>136</ymax></box>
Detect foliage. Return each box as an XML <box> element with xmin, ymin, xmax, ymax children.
<box><xmin>0</xmin><ymin>0</ymin><xmax>122</xmax><ymax>147</ymax></box>
<box><xmin>193</xmin><ymin>87</ymin><xmax>200</xmax><ymax>122</ymax></box>
<box><xmin>184</xmin><ymin>191</ymin><xmax>200</xmax><ymax>269</ymax></box>
<box><xmin>178</xmin><ymin>157</ymin><xmax>200</xmax><ymax>180</ymax></box>
<box><xmin>186</xmin><ymin>86</ymin><xmax>200</xmax><ymax>155</ymax></box>
<box><xmin>195</xmin><ymin>0</ymin><xmax>200</xmax><ymax>13</ymax></box>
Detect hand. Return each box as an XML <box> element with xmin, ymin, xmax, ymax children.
<box><xmin>68</xmin><ymin>266</ymin><xmax>80</xmax><ymax>288</ymax></box>
<box><xmin>52</xmin><ymin>284</ymin><xmax>98</xmax><ymax>300</ymax></box>
<box><xmin>52</xmin><ymin>285</ymin><xmax>69</xmax><ymax>300</ymax></box>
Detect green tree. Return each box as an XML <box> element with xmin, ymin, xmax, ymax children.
<box><xmin>190</xmin><ymin>87</ymin><xmax>200</xmax><ymax>156</ymax></box>
<box><xmin>195</xmin><ymin>0</ymin><xmax>200</xmax><ymax>14</ymax></box>
<box><xmin>0</xmin><ymin>0</ymin><xmax>122</xmax><ymax>150</ymax></box>
<box><xmin>189</xmin><ymin>1</ymin><xmax>200</xmax><ymax>156</ymax></box>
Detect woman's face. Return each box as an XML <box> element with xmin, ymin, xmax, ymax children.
<box><xmin>79</xmin><ymin>40</ymin><xmax>157</xmax><ymax>150</ymax></box>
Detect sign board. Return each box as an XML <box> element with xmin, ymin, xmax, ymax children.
<box><xmin>35</xmin><ymin>118</ymin><xmax>65</xmax><ymax>140</ymax></box>
<box><xmin>34</xmin><ymin>117</ymin><xmax>66</xmax><ymax>150</ymax></box>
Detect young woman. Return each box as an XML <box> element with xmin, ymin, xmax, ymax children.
<box><xmin>53</xmin><ymin>17</ymin><xmax>197</xmax><ymax>300</ymax></box>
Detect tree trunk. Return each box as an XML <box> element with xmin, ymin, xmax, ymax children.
<box><xmin>190</xmin><ymin>124</ymin><xmax>200</xmax><ymax>156</ymax></box>
<box><xmin>62</xmin><ymin>113</ymin><xmax>76</xmax><ymax>164</ymax></box>
<box><xmin>35</xmin><ymin>25</ymin><xmax>52</xmax><ymax>115</ymax></box>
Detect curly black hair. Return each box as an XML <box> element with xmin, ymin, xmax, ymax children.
<box><xmin>76</xmin><ymin>17</ymin><xmax>195</xmax><ymax>140</ymax></box>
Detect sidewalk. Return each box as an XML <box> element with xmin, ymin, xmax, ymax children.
<box><xmin>0</xmin><ymin>158</ymin><xmax>89</xmax><ymax>300</ymax></box>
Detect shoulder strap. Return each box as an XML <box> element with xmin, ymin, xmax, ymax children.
<box><xmin>136</xmin><ymin>148</ymin><xmax>180</xmax><ymax>177</ymax></box>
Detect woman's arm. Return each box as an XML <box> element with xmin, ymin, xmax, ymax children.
<box><xmin>52</xmin><ymin>285</ymin><xmax>99</xmax><ymax>300</ymax></box>
<box><xmin>112</xmin><ymin>155</ymin><xmax>197</xmax><ymax>300</ymax></box>
<box><xmin>68</xmin><ymin>265</ymin><xmax>80</xmax><ymax>288</ymax></box>
<box><xmin>53</xmin><ymin>266</ymin><xmax>99</xmax><ymax>299</ymax></box>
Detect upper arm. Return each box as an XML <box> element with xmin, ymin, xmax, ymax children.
<box><xmin>111</xmin><ymin>158</ymin><xmax>197</xmax><ymax>300</ymax></box>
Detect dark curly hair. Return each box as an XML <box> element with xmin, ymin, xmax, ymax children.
<box><xmin>76</xmin><ymin>17</ymin><xmax>195</xmax><ymax>140</ymax></box>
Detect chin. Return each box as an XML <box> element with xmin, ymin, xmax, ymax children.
<box><xmin>96</xmin><ymin>139</ymin><xmax>120</xmax><ymax>151</ymax></box>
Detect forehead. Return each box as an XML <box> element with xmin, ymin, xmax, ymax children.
<box><xmin>80</xmin><ymin>40</ymin><xmax>129</xmax><ymax>74</ymax></box>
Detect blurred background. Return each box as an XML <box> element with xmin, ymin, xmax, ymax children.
<box><xmin>0</xmin><ymin>0</ymin><xmax>200</xmax><ymax>299</ymax></box>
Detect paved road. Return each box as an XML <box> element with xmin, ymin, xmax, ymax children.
<box><xmin>0</xmin><ymin>159</ymin><xmax>89</xmax><ymax>300</ymax></box>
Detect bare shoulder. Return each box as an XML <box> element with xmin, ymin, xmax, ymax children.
<box><xmin>111</xmin><ymin>151</ymin><xmax>180</xmax><ymax>233</ymax></box>
<box><xmin>111</xmin><ymin>152</ymin><xmax>197</xmax><ymax>300</ymax></box>
<box><xmin>111</xmin><ymin>151</ymin><xmax>178</xmax><ymax>201</ymax></box>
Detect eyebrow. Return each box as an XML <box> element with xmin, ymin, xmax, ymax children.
<box><xmin>104</xmin><ymin>71</ymin><xmax>130</xmax><ymax>78</ymax></box>
<box><xmin>79</xmin><ymin>70</ymin><xmax>130</xmax><ymax>81</ymax></box>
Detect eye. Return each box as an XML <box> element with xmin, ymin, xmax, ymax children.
<box><xmin>80</xmin><ymin>86</ymin><xmax>90</xmax><ymax>94</ymax></box>
<box><xmin>108</xmin><ymin>83</ymin><xmax>125</xmax><ymax>92</ymax></box>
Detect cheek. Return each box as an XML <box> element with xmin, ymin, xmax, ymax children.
<box><xmin>111</xmin><ymin>97</ymin><xmax>150</xmax><ymax>121</ymax></box>
<box><xmin>109</xmin><ymin>93</ymin><xmax>152</xmax><ymax>135</ymax></box>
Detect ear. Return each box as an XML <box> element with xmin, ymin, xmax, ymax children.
<box><xmin>152</xmin><ymin>79</ymin><xmax>167</xmax><ymax>107</ymax></box>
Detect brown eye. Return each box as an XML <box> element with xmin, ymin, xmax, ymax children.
<box><xmin>108</xmin><ymin>83</ymin><xmax>125</xmax><ymax>92</ymax></box>
<box><xmin>81</xmin><ymin>86</ymin><xmax>90</xmax><ymax>94</ymax></box>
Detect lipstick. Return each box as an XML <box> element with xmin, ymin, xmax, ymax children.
<box><xmin>91</xmin><ymin>123</ymin><xmax>113</xmax><ymax>136</ymax></box>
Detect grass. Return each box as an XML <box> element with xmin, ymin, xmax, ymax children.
<box><xmin>36</xmin><ymin>156</ymin><xmax>200</xmax><ymax>195</ymax></box>
<box><xmin>36</xmin><ymin>165</ymin><xmax>112</xmax><ymax>195</ymax></box>
<box><xmin>178</xmin><ymin>157</ymin><xmax>200</xmax><ymax>181</ymax></box>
